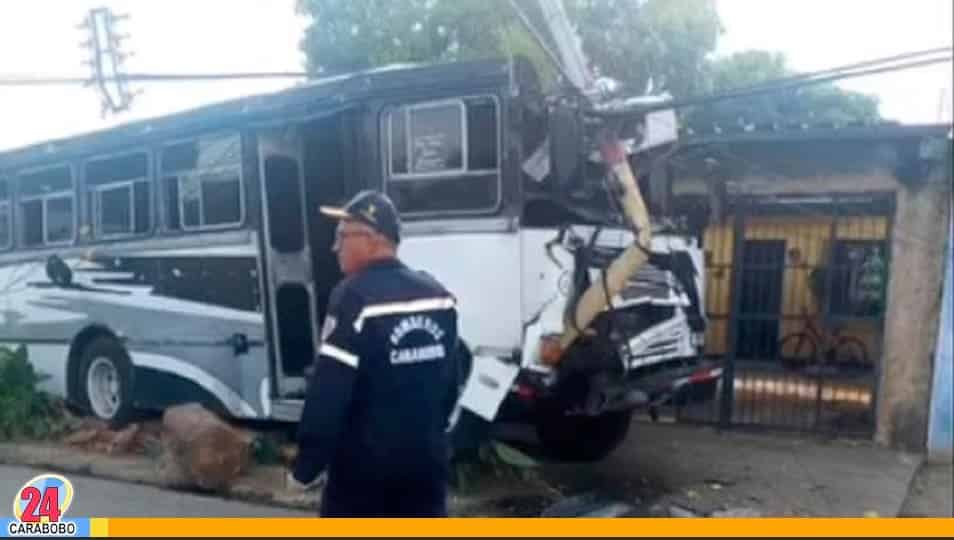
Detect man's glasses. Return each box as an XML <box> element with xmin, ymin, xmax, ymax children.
<box><xmin>332</xmin><ymin>228</ymin><xmax>373</xmax><ymax>249</ymax></box>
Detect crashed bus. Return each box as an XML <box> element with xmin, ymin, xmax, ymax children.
<box><xmin>0</xmin><ymin>57</ymin><xmax>719</xmax><ymax>461</ymax></box>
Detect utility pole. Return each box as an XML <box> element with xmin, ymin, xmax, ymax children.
<box><xmin>78</xmin><ymin>7</ymin><xmax>138</xmax><ymax>116</ymax></box>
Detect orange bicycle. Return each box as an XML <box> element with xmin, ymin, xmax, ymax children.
<box><xmin>778</xmin><ymin>308</ymin><xmax>869</xmax><ymax>371</ymax></box>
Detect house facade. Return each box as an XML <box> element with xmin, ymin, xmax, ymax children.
<box><xmin>662</xmin><ymin>123</ymin><xmax>951</xmax><ymax>451</ymax></box>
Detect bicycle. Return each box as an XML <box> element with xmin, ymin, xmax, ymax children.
<box><xmin>777</xmin><ymin>308</ymin><xmax>869</xmax><ymax>372</ymax></box>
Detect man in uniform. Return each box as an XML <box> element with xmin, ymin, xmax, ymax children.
<box><xmin>291</xmin><ymin>190</ymin><xmax>460</xmax><ymax>517</ymax></box>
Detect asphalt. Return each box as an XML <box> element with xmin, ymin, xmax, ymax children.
<box><xmin>1</xmin><ymin>464</ymin><xmax>310</xmax><ymax>518</ymax></box>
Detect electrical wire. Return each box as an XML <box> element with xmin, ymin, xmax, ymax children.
<box><xmin>699</xmin><ymin>46</ymin><xmax>952</xmax><ymax>100</ymax></box>
<box><xmin>0</xmin><ymin>71</ymin><xmax>308</xmax><ymax>87</ymax></box>
<box><xmin>635</xmin><ymin>54</ymin><xmax>954</xmax><ymax>114</ymax></box>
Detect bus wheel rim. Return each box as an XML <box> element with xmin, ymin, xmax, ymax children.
<box><xmin>87</xmin><ymin>357</ymin><xmax>120</xmax><ymax>420</ymax></box>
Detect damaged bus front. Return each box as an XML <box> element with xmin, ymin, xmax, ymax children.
<box><xmin>401</xmin><ymin>58</ymin><xmax>722</xmax><ymax>461</ymax></box>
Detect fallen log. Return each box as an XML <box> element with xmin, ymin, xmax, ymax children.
<box><xmin>161</xmin><ymin>403</ymin><xmax>253</xmax><ymax>492</ymax></box>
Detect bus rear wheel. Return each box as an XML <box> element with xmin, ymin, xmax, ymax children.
<box><xmin>79</xmin><ymin>337</ymin><xmax>135</xmax><ymax>429</ymax></box>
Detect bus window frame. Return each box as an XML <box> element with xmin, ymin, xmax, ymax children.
<box><xmin>159</xmin><ymin>131</ymin><xmax>246</xmax><ymax>233</ymax></box>
<box><xmin>381</xmin><ymin>94</ymin><xmax>503</xmax><ymax>219</ymax></box>
<box><xmin>83</xmin><ymin>149</ymin><xmax>154</xmax><ymax>242</ymax></box>
<box><xmin>15</xmin><ymin>162</ymin><xmax>77</xmax><ymax>249</ymax></box>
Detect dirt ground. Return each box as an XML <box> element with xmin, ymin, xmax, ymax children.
<box><xmin>537</xmin><ymin>419</ymin><xmax>923</xmax><ymax>517</ymax></box>
<box><xmin>898</xmin><ymin>464</ymin><xmax>954</xmax><ymax>517</ymax></box>
<box><xmin>0</xmin><ymin>417</ymin><xmax>930</xmax><ymax>517</ymax></box>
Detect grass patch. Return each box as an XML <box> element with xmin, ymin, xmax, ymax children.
<box><xmin>0</xmin><ymin>345</ymin><xmax>68</xmax><ymax>441</ymax></box>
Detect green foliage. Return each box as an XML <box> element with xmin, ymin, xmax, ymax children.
<box><xmin>686</xmin><ymin>50</ymin><xmax>881</xmax><ymax>132</ymax></box>
<box><xmin>251</xmin><ymin>434</ymin><xmax>283</xmax><ymax>466</ymax></box>
<box><xmin>565</xmin><ymin>0</ymin><xmax>722</xmax><ymax>98</ymax></box>
<box><xmin>296</xmin><ymin>0</ymin><xmax>880</xmax><ymax>129</ymax></box>
<box><xmin>453</xmin><ymin>440</ymin><xmax>540</xmax><ymax>493</ymax></box>
<box><xmin>0</xmin><ymin>346</ymin><xmax>65</xmax><ymax>441</ymax></box>
<box><xmin>490</xmin><ymin>440</ymin><xmax>539</xmax><ymax>469</ymax></box>
<box><xmin>295</xmin><ymin>0</ymin><xmax>503</xmax><ymax>75</ymax></box>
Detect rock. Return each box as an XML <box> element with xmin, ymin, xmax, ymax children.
<box><xmin>156</xmin><ymin>446</ymin><xmax>192</xmax><ymax>489</ymax></box>
<box><xmin>711</xmin><ymin>507</ymin><xmax>761</xmax><ymax>518</ymax></box>
<box><xmin>161</xmin><ymin>403</ymin><xmax>253</xmax><ymax>492</ymax></box>
<box><xmin>107</xmin><ymin>424</ymin><xmax>140</xmax><ymax>455</ymax></box>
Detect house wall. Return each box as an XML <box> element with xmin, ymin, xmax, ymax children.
<box><xmin>673</xmin><ymin>136</ymin><xmax>951</xmax><ymax>449</ymax></box>
<box><xmin>876</xmin><ymin>165</ymin><xmax>952</xmax><ymax>451</ymax></box>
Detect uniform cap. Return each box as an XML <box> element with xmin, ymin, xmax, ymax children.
<box><xmin>320</xmin><ymin>190</ymin><xmax>401</xmax><ymax>245</ymax></box>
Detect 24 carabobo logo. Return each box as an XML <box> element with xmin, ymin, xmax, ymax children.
<box><xmin>7</xmin><ymin>474</ymin><xmax>77</xmax><ymax>537</ymax></box>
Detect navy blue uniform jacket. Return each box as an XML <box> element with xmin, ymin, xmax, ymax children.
<box><xmin>293</xmin><ymin>258</ymin><xmax>459</xmax><ymax>517</ymax></box>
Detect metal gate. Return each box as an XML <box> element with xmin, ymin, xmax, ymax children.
<box><xmin>673</xmin><ymin>194</ymin><xmax>893</xmax><ymax>436</ymax></box>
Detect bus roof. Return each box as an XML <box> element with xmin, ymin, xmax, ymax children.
<box><xmin>0</xmin><ymin>58</ymin><xmax>516</xmax><ymax>171</ymax></box>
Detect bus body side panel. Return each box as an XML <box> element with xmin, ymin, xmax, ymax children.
<box><xmin>0</xmin><ymin>231</ymin><xmax>271</xmax><ymax>419</ymax></box>
<box><xmin>398</xmin><ymin>228</ymin><xmax>523</xmax><ymax>354</ymax></box>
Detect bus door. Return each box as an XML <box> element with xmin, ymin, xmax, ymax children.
<box><xmin>257</xmin><ymin>124</ymin><xmax>318</xmax><ymax>399</ymax></box>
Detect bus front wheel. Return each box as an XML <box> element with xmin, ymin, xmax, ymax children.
<box><xmin>535</xmin><ymin>408</ymin><xmax>633</xmax><ymax>462</ymax></box>
<box><xmin>79</xmin><ymin>337</ymin><xmax>135</xmax><ymax>429</ymax></box>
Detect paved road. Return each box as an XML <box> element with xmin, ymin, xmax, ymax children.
<box><xmin>1</xmin><ymin>465</ymin><xmax>310</xmax><ymax>518</ymax></box>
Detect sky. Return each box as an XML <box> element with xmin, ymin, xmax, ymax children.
<box><xmin>0</xmin><ymin>0</ymin><xmax>951</xmax><ymax>152</ymax></box>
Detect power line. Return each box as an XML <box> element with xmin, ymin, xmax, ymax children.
<box><xmin>0</xmin><ymin>71</ymin><xmax>308</xmax><ymax>87</ymax></box>
<box><xmin>704</xmin><ymin>46</ymin><xmax>952</xmax><ymax>98</ymax></box>
<box><xmin>0</xmin><ymin>76</ymin><xmax>88</xmax><ymax>86</ymax></box>
<box><xmin>637</xmin><ymin>53</ymin><xmax>954</xmax><ymax>114</ymax></box>
<box><xmin>1</xmin><ymin>47</ymin><xmax>950</xmax><ymax>123</ymax></box>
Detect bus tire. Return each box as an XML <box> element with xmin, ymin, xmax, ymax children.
<box><xmin>78</xmin><ymin>337</ymin><xmax>136</xmax><ymax>429</ymax></box>
<box><xmin>535</xmin><ymin>408</ymin><xmax>632</xmax><ymax>462</ymax></box>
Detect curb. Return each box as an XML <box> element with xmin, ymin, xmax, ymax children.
<box><xmin>0</xmin><ymin>442</ymin><xmax>557</xmax><ymax>516</ymax></box>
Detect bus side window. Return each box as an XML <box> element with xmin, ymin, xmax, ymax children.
<box><xmin>84</xmin><ymin>152</ymin><xmax>151</xmax><ymax>240</ymax></box>
<box><xmin>17</xmin><ymin>165</ymin><xmax>75</xmax><ymax>247</ymax></box>
<box><xmin>0</xmin><ymin>178</ymin><xmax>10</xmax><ymax>249</ymax></box>
<box><xmin>160</xmin><ymin>133</ymin><xmax>244</xmax><ymax>232</ymax></box>
<box><xmin>382</xmin><ymin>96</ymin><xmax>501</xmax><ymax>217</ymax></box>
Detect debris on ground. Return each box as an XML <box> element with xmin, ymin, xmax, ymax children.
<box><xmin>710</xmin><ymin>507</ymin><xmax>761</xmax><ymax>517</ymax></box>
<box><xmin>280</xmin><ymin>444</ymin><xmax>298</xmax><ymax>466</ymax></box>
<box><xmin>160</xmin><ymin>403</ymin><xmax>254</xmax><ymax>492</ymax></box>
<box><xmin>539</xmin><ymin>492</ymin><xmax>634</xmax><ymax>517</ymax></box>
<box><xmin>107</xmin><ymin>424</ymin><xmax>140</xmax><ymax>455</ymax></box>
<box><xmin>61</xmin><ymin>418</ymin><xmax>160</xmax><ymax>456</ymax></box>
<box><xmin>667</xmin><ymin>504</ymin><xmax>698</xmax><ymax>518</ymax></box>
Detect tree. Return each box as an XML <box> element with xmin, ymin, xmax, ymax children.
<box><xmin>295</xmin><ymin>0</ymin><xmax>719</xmax><ymax>96</ymax></box>
<box><xmin>685</xmin><ymin>50</ymin><xmax>881</xmax><ymax>133</ymax></box>
<box><xmin>295</xmin><ymin>0</ymin><xmax>516</xmax><ymax>75</ymax></box>
<box><xmin>295</xmin><ymin>0</ymin><xmax>880</xmax><ymax>128</ymax></box>
<box><xmin>564</xmin><ymin>0</ymin><xmax>722</xmax><ymax>98</ymax></box>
